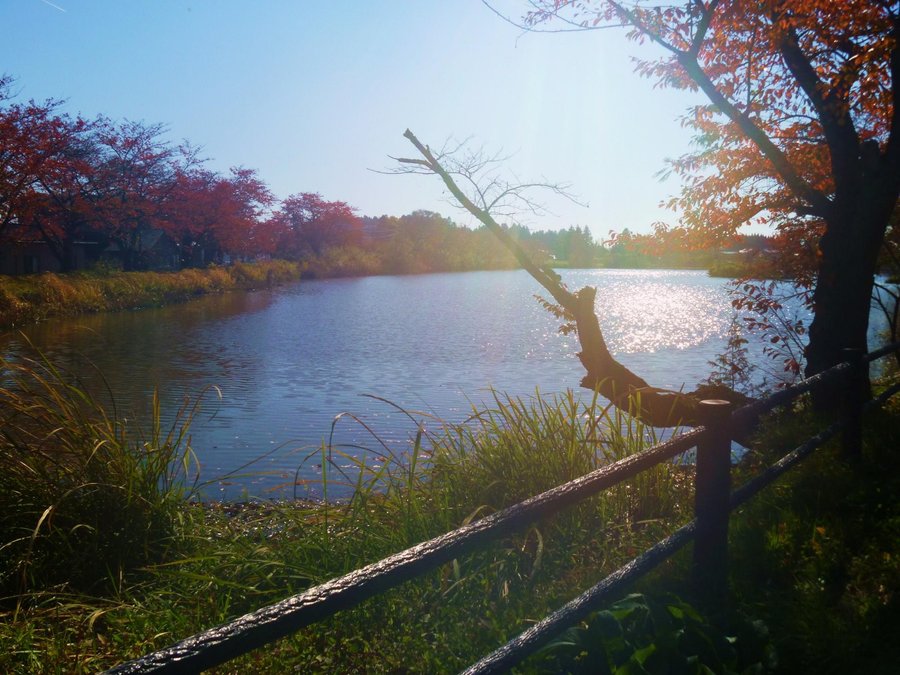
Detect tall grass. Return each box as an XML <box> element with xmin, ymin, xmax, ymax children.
<box><xmin>316</xmin><ymin>389</ymin><xmax>690</xmax><ymax>541</ymax></box>
<box><xmin>2</xmin><ymin>359</ymin><xmax>898</xmax><ymax>672</ymax></box>
<box><xmin>429</xmin><ymin>389</ymin><xmax>686</xmax><ymax>520</ymax></box>
<box><xmin>95</xmin><ymin>388</ymin><xmax>693</xmax><ymax>673</ymax></box>
<box><xmin>0</xmin><ymin>371</ymin><xmax>697</xmax><ymax>672</ymax></box>
<box><xmin>0</xmin><ymin>354</ymin><xmax>203</xmax><ymax>603</ymax></box>
<box><xmin>251</xmin><ymin>388</ymin><xmax>694</xmax><ymax>600</ymax></box>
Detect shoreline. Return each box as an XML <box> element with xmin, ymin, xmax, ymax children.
<box><xmin>2</xmin><ymin>258</ymin><xmax>806</xmax><ymax>332</ymax></box>
<box><xmin>0</xmin><ymin>260</ymin><xmax>303</xmax><ymax>331</ymax></box>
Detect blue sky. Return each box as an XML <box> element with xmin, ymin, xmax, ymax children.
<box><xmin>3</xmin><ymin>0</ymin><xmax>707</xmax><ymax>238</ymax></box>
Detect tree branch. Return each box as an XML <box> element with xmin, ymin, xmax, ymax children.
<box><xmin>776</xmin><ymin>22</ymin><xmax>860</xmax><ymax>209</ymax></box>
<box><xmin>675</xmin><ymin>50</ymin><xmax>833</xmax><ymax>218</ymax></box>
<box><xmin>607</xmin><ymin>0</ymin><xmax>833</xmax><ymax>218</ymax></box>
<box><xmin>398</xmin><ymin>129</ymin><xmax>753</xmax><ymax>428</ymax></box>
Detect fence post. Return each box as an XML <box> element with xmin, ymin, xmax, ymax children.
<box><xmin>692</xmin><ymin>399</ymin><xmax>733</xmax><ymax>607</ymax></box>
<box><xmin>842</xmin><ymin>347</ymin><xmax>864</xmax><ymax>459</ymax></box>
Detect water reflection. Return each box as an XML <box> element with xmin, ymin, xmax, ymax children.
<box><xmin>0</xmin><ymin>269</ymin><xmax>883</xmax><ymax>499</ymax></box>
<box><xmin>583</xmin><ymin>270</ymin><xmax>729</xmax><ymax>352</ymax></box>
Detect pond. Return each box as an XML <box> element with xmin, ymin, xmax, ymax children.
<box><xmin>1</xmin><ymin>269</ymin><xmax>889</xmax><ymax>499</ymax></box>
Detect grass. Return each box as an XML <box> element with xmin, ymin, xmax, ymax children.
<box><xmin>0</xmin><ymin>356</ymin><xmax>898</xmax><ymax>672</ymax></box>
<box><xmin>0</xmin><ymin>353</ymin><xmax>205</xmax><ymax>602</ymax></box>
<box><xmin>0</xmin><ymin>260</ymin><xmax>302</xmax><ymax>329</ymax></box>
<box><xmin>725</xmin><ymin>391</ymin><xmax>900</xmax><ymax>674</ymax></box>
<box><xmin>0</xmin><ymin>362</ymin><xmax>694</xmax><ymax>673</ymax></box>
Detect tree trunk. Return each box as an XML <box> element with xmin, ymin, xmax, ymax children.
<box><xmin>60</xmin><ymin>237</ymin><xmax>76</xmax><ymax>273</ymax></box>
<box><xmin>805</xmin><ymin>157</ymin><xmax>898</xmax><ymax>407</ymax></box>
<box><xmin>805</xmin><ymin>226</ymin><xmax>876</xmax><ymax>407</ymax></box>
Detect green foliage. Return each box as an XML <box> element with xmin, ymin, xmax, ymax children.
<box><xmin>0</xmin><ymin>379</ymin><xmax>695</xmax><ymax>672</ymax></box>
<box><xmin>728</xmin><ymin>398</ymin><xmax>900</xmax><ymax>674</ymax></box>
<box><xmin>357</xmin><ymin>212</ymin><xmax>523</xmax><ymax>275</ymax></box>
<box><xmin>530</xmin><ymin>593</ymin><xmax>775</xmax><ymax>674</ymax></box>
<box><xmin>1</xmin><ymin>362</ymin><xmax>898</xmax><ymax>672</ymax></box>
<box><xmin>704</xmin><ymin>313</ymin><xmax>759</xmax><ymax>396</ymax></box>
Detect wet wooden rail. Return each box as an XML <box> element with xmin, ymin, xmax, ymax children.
<box><xmin>108</xmin><ymin>344</ymin><xmax>900</xmax><ymax>674</ymax></box>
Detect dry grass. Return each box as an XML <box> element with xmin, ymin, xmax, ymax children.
<box><xmin>0</xmin><ymin>260</ymin><xmax>302</xmax><ymax>329</ymax></box>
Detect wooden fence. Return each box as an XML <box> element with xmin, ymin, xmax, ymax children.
<box><xmin>108</xmin><ymin>344</ymin><xmax>900</xmax><ymax>674</ymax></box>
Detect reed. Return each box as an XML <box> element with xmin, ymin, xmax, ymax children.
<box><xmin>311</xmin><ymin>389</ymin><xmax>690</xmax><ymax>554</ymax></box>
<box><xmin>0</xmin><ymin>353</ymin><xmax>205</xmax><ymax>603</ymax></box>
<box><xmin>0</xmin><ymin>375</ymin><xmax>696</xmax><ymax>672</ymax></box>
<box><xmin>2</xmin><ymin>365</ymin><xmax>898</xmax><ymax>672</ymax></box>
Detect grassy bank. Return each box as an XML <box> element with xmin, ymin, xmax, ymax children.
<box><xmin>707</xmin><ymin>258</ymin><xmax>784</xmax><ymax>279</ymax></box>
<box><xmin>0</xmin><ymin>260</ymin><xmax>302</xmax><ymax>329</ymax></box>
<box><xmin>0</xmin><ymin>357</ymin><xmax>695</xmax><ymax>672</ymax></box>
<box><xmin>0</xmin><ymin>355</ymin><xmax>898</xmax><ymax>672</ymax></box>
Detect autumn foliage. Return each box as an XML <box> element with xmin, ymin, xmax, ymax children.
<box><xmin>0</xmin><ymin>77</ymin><xmax>367</xmax><ymax>272</ymax></box>
<box><xmin>527</xmin><ymin>1</ymin><xmax>900</xmax><ymax>386</ymax></box>
<box><xmin>271</xmin><ymin>192</ymin><xmax>362</xmax><ymax>258</ymax></box>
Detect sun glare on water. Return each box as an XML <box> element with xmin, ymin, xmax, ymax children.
<box><xmin>584</xmin><ymin>270</ymin><xmax>728</xmax><ymax>354</ymax></box>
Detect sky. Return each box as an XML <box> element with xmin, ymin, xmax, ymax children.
<box><xmin>2</xmin><ymin>0</ymin><xmax>709</xmax><ymax>238</ymax></box>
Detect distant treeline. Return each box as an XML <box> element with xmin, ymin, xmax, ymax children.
<box><xmin>4</xmin><ymin>76</ymin><xmax>778</xmax><ymax>279</ymax></box>
<box><xmin>298</xmin><ymin>216</ymin><xmax>783</xmax><ymax>279</ymax></box>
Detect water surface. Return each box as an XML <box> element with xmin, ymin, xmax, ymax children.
<box><xmin>2</xmin><ymin>269</ymin><xmax>881</xmax><ymax>498</ymax></box>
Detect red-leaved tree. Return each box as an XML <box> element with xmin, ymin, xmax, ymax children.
<box><xmin>165</xmin><ymin>166</ymin><xmax>274</xmax><ymax>265</ymax></box>
<box><xmin>0</xmin><ymin>77</ymin><xmax>90</xmax><ymax>257</ymax></box>
<box><xmin>85</xmin><ymin>119</ymin><xmax>197</xmax><ymax>270</ymax></box>
<box><xmin>275</xmin><ymin>192</ymin><xmax>362</xmax><ymax>258</ymax></box>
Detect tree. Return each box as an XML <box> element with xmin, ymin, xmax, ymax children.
<box><xmin>275</xmin><ymin>192</ymin><xmax>362</xmax><ymax>258</ymax></box>
<box><xmin>24</xmin><ymin>117</ymin><xmax>101</xmax><ymax>272</ymax></box>
<box><xmin>0</xmin><ymin>77</ymin><xmax>89</xmax><ymax>253</ymax></box>
<box><xmin>165</xmin><ymin>166</ymin><xmax>273</xmax><ymax>265</ymax></box>
<box><xmin>569</xmin><ymin>226</ymin><xmax>597</xmax><ymax>267</ymax></box>
<box><xmin>517</xmin><ymin>1</ymin><xmax>900</xmax><ymax>404</ymax></box>
<box><xmin>86</xmin><ymin>119</ymin><xmax>193</xmax><ymax>270</ymax></box>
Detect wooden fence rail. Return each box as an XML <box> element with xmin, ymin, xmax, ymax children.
<box><xmin>108</xmin><ymin>343</ymin><xmax>900</xmax><ymax>674</ymax></box>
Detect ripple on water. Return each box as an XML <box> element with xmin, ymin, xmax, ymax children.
<box><xmin>572</xmin><ymin>270</ymin><xmax>730</xmax><ymax>353</ymax></box>
<box><xmin>1</xmin><ymin>269</ymin><xmax>830</xmax><ymax>499</ymax></box>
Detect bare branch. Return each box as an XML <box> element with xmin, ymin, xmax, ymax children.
<box><xmin>395</xmin><ymin>129</ymin><xmax>753</xmax><ymax>427</ymax></box>
<box><xmin>393</xmin><ymin>156</ymin><xmax>430</xmax><ymax>166</ymax></box>
<box><xmin>482</xmin><ymin>0</ymin><xmax>621</xmax><ymax>35</ymax></box>
<box><xmin>387</xmin><ymin>133</ymin><xmax>584</xmax><ymax>220</ymax></box>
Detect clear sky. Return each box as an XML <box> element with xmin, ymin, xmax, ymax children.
<box><xmin>3</xmin><ymin>0</ymin><xmax>708</xmax><ymax>238</ymax></box>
